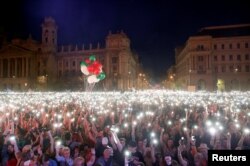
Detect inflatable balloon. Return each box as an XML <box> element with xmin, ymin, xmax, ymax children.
<box><xmin>97</xmin><ymin>72</ymin><xmax>106</xmax><ymax>80</ymax></box>
<box><xmin>80</xmin><ymin>55</ymin><xmax>106</xmax><ymax>90</ymax></box>
<box><xmin>87</xmin><ymin>75</ymin><xmax>99</xmax><ymax>84</ymax></box>
<box><xmin>89</xmin><ymin>55</ymin><xmax>96</xmax><ymax>61</ymax></box>
<box><xmin>80</xmin><ymin>65</ymin><xmax>89</xmax><ymax>75</ymax></box>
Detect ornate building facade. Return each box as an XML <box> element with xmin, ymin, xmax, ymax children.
<box><xmin>174</xmin><ymin>24</ymin><xmax>250</xmax><ymax>91</ymax></box>
<box><xmin>0</xmin><ymin>17</ymin><xmax>140</xmax><ymax>91</ymax></box>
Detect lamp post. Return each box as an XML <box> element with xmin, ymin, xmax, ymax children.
<box><xmin>128</xmin><ymin>71</ymin><xmax>131</xmax><ymax>90</ymax></box>
<box><xmin>234</xmin><ymin>68</ymin><xmax>240</xmax><ymax>90</ymax></box>
<box><xmin>45</xmin><ymin>74</ymin><xmax>48</xmax><ymax>90</ymax></box>
<box><xmin>138</xmin><ymin>73</ymin><xmax>142</xmax><ymax>89</ymax></box>
<box><xmin>189</xmin><ymin>69</ymin><xmax>192</xmax><ymax>87</ymax></box>
<box><xmin>169</xmin><ymin>75</ymin><xmax>174</xmax><ymax>89</ymax></box>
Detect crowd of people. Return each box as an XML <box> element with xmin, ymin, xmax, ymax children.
<box><xmin>0</xmin><ymin>90</ymin><xmax>250</xmax><ymax>166</ymax></box>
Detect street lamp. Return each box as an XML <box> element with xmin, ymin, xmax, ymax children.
<box><xmin>45</xmin><ymin>74</ymin><xmax>48</xmax><ymax>90</ymax></box>
<box><xmin>234</xmin><ymin>68</ymin><xmax>240</xmax><ymax>90</ymax></box>
<box><xmin>138</xmin><ymin>73</ymin><xmax>142</xmax><ymax>89</ymax></box>
<box><xmin>189</xmin><ymin>69</ymin><xmax>192</xmax><ymax>86</ymax></box>
<box><xmin>128</xmin><ymin>71</ymin><xmax>131</xmax><ymax>89</ymax></box>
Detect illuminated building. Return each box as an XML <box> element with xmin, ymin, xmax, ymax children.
<box><xmin>174</xmin><ymin>24</ymin><xmax>250</xmax><ymax>91</ymax></box>
<box><xmin>0</xmin><ymin>17</ymin><xmax>139</xmax><ymax>91</ymax></box>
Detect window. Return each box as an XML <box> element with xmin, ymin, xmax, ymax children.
<box><xmin>246</xmin><ymin>65</ymin><xmax>250</xmax><ymax>72</ymax></box>
<box><xmin>221</xmin><ymin>66</ymin><xmax>226</xmax><ymax>73</ymax></box>
<box><xmin>221</xmin><ymin>44</ymin><xmax>224</xmax><ymax>49</ymax></box>
<box><xmin>66</xmin><ymin>61</ymin><xmax>69</xmax><ymax>67</ymax></box>
<box><xmin>45</xmin><ymin>38</ymin><xmax>48</xmax><ymax>43</ymax></box>
<box><xmin>214</xmin><ymin>55</ymin><xmax>217</xmax><ymax>61</ymax></box>
<box><xmin>237</xmin><ymin>55</ymin><xmax>241</xmax><ymax>61</ymax></box>
<box><xmin>112</xmin><ymin>57</ymin><xmax>118</xmax><ymax>64</ymax></box>
<box><xmin>72</xmin><ymin>61</ymin><xmax>76</xmax><ymax>67</ymax></box>
<box><xmin>229</xmin><ymin>44</ymin><xmax>232</xmax><ymax>49</ymax></box>
<box><xmin>245</xmin><ymin>54</ymin><xmax>249</xmax><ymax>60</ymax></box>
<box><xmin>237</xmin><ymin>43</ymin><xmax>240</xmax><ymax>49</ymax></box>
<box><xmin>221</xmin><ymin>55</ymin><xmax>225</xmax><ymax>61</ymax></box>
<box><xmin>197</xmin><ymin>45</ymin><xmax>204</xmax><ymax>50</ymax></box>
<box><xmin>245</xmin><ymin>43</ymin><xmax>249</xmax><ymax>48</ymax></box>
<box><xmin>229</xmin><ymin>55</ymin><xmax>233</xmax><ymax>61</ymax></box>
<box><xmin>214</xmin><ymin>44</ymin><xmax>217</xmax><ymax>50</ymax></box>
<box><xmin>198</xmin><ymin>56</ymin><xmax>204</xmax><ymax>61</ymax></box>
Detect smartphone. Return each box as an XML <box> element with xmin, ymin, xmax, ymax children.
<box><xmin>9</xmin><ymin>135</ymin><xmax>16</xmax><ymax>141</ymax></box>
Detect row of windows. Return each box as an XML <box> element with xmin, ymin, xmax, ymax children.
<box><xmin>58</xmin><ymin>58</ymin><xmax>105</xmax><ymax>68</ymax></box>
<box><xmin>214</xmin><ymin>42</ymin><xmax>249</xmax><ymax>50</ymax></box>
<box><xmin>214</xmin><ymin>54</ymin><xmax>249</xmax><ymax>61</ymax></box>
<box><xmin>214</xmin><ymin>65</ymin><xmax>250</xmax><ymax>72</ymax></box>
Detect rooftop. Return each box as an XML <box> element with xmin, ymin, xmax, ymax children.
<box><xmin>195</xmin><ymin>24</ymin><xmax>250</xmax><ymax>38</ymax></box>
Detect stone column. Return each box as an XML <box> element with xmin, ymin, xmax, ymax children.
<box><xmin>15</xmin><ymin>58</ymin><xmax>17</xmax><ymax>77</ymax></box>
<box><xmin>7</xmin><ymin>59</ymin><xmax>10</xmax><ymax>77</ymax></box>
<box><xmin>22</xmin><ymin>58</ymin><xmax>25</xmax><ymax>77</ymax></box>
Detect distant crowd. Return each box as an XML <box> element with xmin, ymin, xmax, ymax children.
<box><xmin>0</xmin><ymin>91</ymin><xmax>250</xmax><ymax>166</ymax></box>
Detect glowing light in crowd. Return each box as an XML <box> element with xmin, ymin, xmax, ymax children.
<box><xmin>0</xmin><ymin>90</ymin><xmax>249</xmax><ymax>138</ymax></box>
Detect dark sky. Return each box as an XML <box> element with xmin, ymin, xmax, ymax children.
<box><xmin>1</xmin><ymin>0</ymin><xmax>250</xmax><ymax>83</ymax></box>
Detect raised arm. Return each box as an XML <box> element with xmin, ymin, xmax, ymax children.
<box><xmin>177</xmin><ymin>145</ymin><xmax>188</xmax><ymax>166</ymax></box>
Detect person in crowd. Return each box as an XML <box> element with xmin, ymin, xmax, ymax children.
<box><xmin>0</xmin><ymin>91</ymin><xmax>249</xmax><ymax>166</ymax></box>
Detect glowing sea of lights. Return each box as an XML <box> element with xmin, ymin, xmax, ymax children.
<box><xmin>0</xmin><ymin>90</ymin><xmax>250</xmax><ymax>136</ymax></box>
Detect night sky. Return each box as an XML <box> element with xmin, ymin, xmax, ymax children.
<box><xmin>1</xmin><ymin>0</ymin><xmax>249</xmax><ymax>83</ymax></box>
